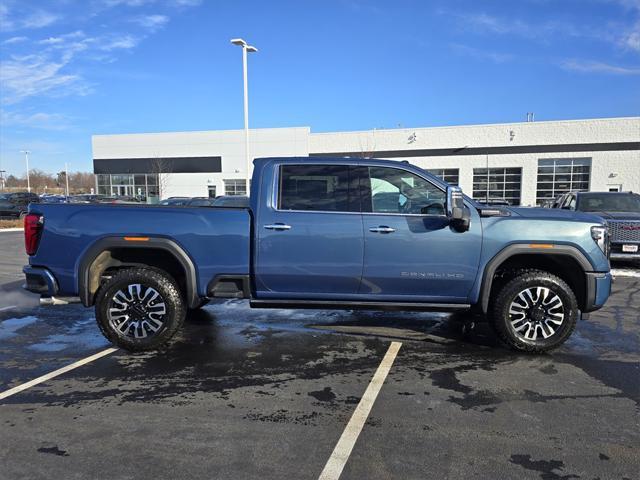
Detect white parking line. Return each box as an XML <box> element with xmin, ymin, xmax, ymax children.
<box><xmin>0</xmin><ymin>347</ymin><xmax>118</xmax><ymax>401</ymax></box>
<box><xmin>0</xmin><ymin>228</ymin><xmax>24</xmax><ymax>233</ymax></box>
<box><xmin>0</xmin><ymin>306</ymin><xmax>17</xmax><ymax>312</ymax></box>
<box><xmin>318</xmin><ymin>341</ymin><xmax>402</xmax><ymax>480</ymax></box>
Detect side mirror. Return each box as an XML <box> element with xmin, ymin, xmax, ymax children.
<box><xmin>446</xmin><ymin>186</ymin><xmax>470</xmax><ymax>232</ymax></box>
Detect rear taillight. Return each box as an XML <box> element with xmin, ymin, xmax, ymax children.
<box><xmin>24</xmin><ymin>213</ymin><xmax>43</xmax><ymax>256</ymax></box>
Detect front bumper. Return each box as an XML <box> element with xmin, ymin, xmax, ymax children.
<box><xmin>583</xmin><ymin>272</ymin><xmax>612</xmax><ymax>313</ymax></box>
<box><xmin>23</xmin><ymin>266</ymin><xmax>59</xmax><ymax>296</ymax></box>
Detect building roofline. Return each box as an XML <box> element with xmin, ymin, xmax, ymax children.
<box><xmin>309</xmin><ymin>116</ymin><xmax>640</xmax><ymax>136</ymax></box>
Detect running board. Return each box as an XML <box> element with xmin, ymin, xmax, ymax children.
<box><xmin>249</xmin><ymin>299</ymin><xmax>471</xmax><ymax>312</ymax></box>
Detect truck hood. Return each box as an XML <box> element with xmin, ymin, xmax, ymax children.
<box><xmin>507</xmin><ymin>206</ymin><xmax>604</xmax><ymax>224</ymax></box>
<box><xmin>584</xmin><ymin>211</ymin><xmax>640</xmax><ymax>221</ymax></box>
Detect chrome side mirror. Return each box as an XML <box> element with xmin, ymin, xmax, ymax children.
<box><xmin>446</xmin><ymin>186</ymin><xmax>470</xmax><ymax>232</ymax></box>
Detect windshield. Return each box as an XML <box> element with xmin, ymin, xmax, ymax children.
<box><xmin>0</xmin><ymin>194</ymin><xmax>8</xmax><ymax>200</ymax></box>
<box><xmin>577</xmin><ymin>193</ymin><xmax>640</xmax><ymax>213</ymax></box>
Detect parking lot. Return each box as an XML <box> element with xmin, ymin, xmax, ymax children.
<box><xmin>0</xmin><ymin>230</ymin><xmax>638</xmax><ymax>480</ymax></box>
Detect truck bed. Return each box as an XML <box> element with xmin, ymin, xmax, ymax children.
<box><xmin>28</xmin><ymin>203</ymin><xmax>251</xmax><ymax>298</ymax></box>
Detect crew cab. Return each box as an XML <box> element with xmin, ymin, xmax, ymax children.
<box><xmin>552</xmin><ymin>191</ymin><xmax>640</xmax><ymax>261</ymax></box>
<box><xmin>23</xmin><ymin>157</ymin><xmax>612</xmax><ymax>353</ymax></box>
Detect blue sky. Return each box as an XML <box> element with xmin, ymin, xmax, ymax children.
<box><xmin>1</xmin><ymin>0</ymin><xmax>639</xmax><ymax>175</ymax></box>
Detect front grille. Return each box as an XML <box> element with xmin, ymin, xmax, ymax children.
<box><xmin>607</xmin><ymin>220</ymin><xmax>640</xmax><ymax>243</ymax></box>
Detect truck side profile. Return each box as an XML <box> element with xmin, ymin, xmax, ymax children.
<box><xmin>23</xmin><ymin>157</ymin><xmax>612</xmax><ymax>353</ymax></box>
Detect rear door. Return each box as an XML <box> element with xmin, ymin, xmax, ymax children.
<box><xmin>255</xmin><ymin>163</ymin><xmax>364</xmax><ymax>297</ymax></box>
<box><xmin>360</xmin><ymin>165</ymin><xmax>482</xmax><ymax>302</ymax></box>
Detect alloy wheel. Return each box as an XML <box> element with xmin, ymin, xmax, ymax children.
<box><xmin>107</xmin><ymin>283</ymin><xmax>167</xmax><ymax>339</ymax></box>
<box><xmin>508</xmin><ymin>287</ymin><xmax>565</xmax><ymax>341</ymax></box>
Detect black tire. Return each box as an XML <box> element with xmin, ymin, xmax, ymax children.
<box><xmin>95</xmin><ymin>268</ymin><xmax>186</xmax><ymax>351</ymax></box>
<box><xmin>490</xmin><ymin>269</ymin><xmax>578</xmax><ymax>353</ymax></box>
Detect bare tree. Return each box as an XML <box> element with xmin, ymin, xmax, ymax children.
<box><xmin>149</xmin><ymin>157</ymin><xmax>172</xmax><ymax>199</ymax></box>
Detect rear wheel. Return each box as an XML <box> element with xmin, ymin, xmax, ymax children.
<box><xmin>95</xmin><ymin>268</ymin><xmax>186</xmax><ymax>351</ymax></box>
<box><xmin>490</xmin><ymin>269</ymin><xmax>578</xmax><ymax>353</ymax></box>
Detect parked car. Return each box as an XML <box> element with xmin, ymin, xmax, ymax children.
<box><xmin>158</xmin><ymin>197</ymin><xmax>191</xmax><ymax>206</ymax></box>
<box><xmin>69</xmin><ymin>194</ymin><xmax>107</xmax><ymax>203</ymax></box>
<box><xmin>23</xmin><ymin>157</ymin><xmax>611</xmax><ymax>353</ymax></box>
<box><xmin>552</xmin><ymin>191</ymin><xmax>640</xmax><ymax>261</ymax></box>
<box><xmin>186</xmin><ymin>197</ymin><xmax>217</xmax><ymax>207</ymax></box>
<box><xmin>212</xmin><ymin>195</ymin><xmax>250</xmax><ymax>208</ymax></box>
<box><xmin>0</xmin><ymin>192</ymin><xmax>40</xmax><ymax>218</ymax></box>
<box><xmin>40</xmin><ymin>195</ymin><xmax>68</xmax><ymax>204</ymax></box>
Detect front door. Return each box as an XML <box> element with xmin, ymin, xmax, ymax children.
<box><xmin>255</xmin><ymin>164</ymin><xmax>363</xmax><ymax>298</ymax></box>
<box><xmin>360</xmin><ymin>166</ymin><xmax>482</xmax><ymax>303</ymax></box>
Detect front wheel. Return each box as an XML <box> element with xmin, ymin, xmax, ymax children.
<box><xmin>490</xmin><ymin>269</ymin><xmax>578</xmax><ymax>353</ymax></box>
<box><xmin>95</xmin><ymin>268</ymin><xmax>186</xmax><ymax>351</ymax></box>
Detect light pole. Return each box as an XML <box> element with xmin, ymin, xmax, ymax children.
<box><xmin>0</xmin><ymin>170</ymin><xmax>5</xmax><ymax>191</ymax></box>
<box><xmin>65</xmin><ymin>163</ymin><xmax>70</xmax><ymax>196</ymax></box>
<box><xmin>20</xmin><ymin>150</ymin><xmax>31</xmax><ymax>193</ymax></box>
<box><xmin>230</xmin><ymin>38</ymin><xmax>258</xmax><ymax>194</ymax></box>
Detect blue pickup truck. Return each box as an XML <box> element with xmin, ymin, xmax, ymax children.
<box><xmin>23</xmin><ymin>157</ymin><xmax>612</xmax><ymax>353</ymax></box>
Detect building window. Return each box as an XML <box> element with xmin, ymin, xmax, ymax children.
<box><xmin>536</xmin><ymin>158</ymin><xmax>591</xmax><ymax>205</ymax></box>
<box><xmin>425</xmin><ymin>168</ymin><xmax>459</xmax><ymax>186</ymax></box>
<box><xmin>473</xmin><ymin>167</ymin><xmax>522</xmax><ymax>206</ymax></box>
<box><xmin>94</xmin><ymin>174</ymin><xmax>159</xmax><ymax>202</ymax></box>
<box><xmin>208</xmin><ymin>185</ymin><xmax>217</xmax><ymax>198</ymax></box>
<box><xmin>224</xmin><ymin>179</ymin><xmax>247</xmax><ymax>196</ymax></box>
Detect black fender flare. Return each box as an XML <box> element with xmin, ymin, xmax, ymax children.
<box><xmin>478</xmin><ymin>244</ymin><xmax>593</xmax><ymax>313</ymax></box>
<box><xmin>78</xmin><ymin>236</ymin><xmax>200</xmax><ymax>308</ymax></box>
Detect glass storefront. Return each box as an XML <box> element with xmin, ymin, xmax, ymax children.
<box><xmin>96</xmin><ymin>174</ymin><xmax>160</xmax><ymax>203</ymax></box>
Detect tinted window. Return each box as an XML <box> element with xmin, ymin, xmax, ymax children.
<box><xmin>367</xmin><ymin>167</ymin><xmax>445</xmax><ymax>215</ymax></box>
<box><xmin>577</xmin><ymin>193</ymin><xmax>640</xmax><ymax>213</ymax></box>
<box><xmin>278</xmin><ymin>165</ymin><xmax>356</xmax><ymax>212</ymax></box>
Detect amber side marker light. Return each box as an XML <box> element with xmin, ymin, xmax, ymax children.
<box><xmin>529</xmin><ymin>243</ymin><xmax>554</xmax><ymax>249</ymax></box>
<box><xmin>124</xmin><ymin>236</ymin><xmax>149</xmax><ymax>242</ymax></box>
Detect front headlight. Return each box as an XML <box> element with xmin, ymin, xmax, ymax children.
<box><xmin>591</xmin><ymin>225</ymin><xmax>609</xmax><ymax>258</ymax></box>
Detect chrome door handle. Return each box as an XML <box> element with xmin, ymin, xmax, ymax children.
<box><xmin>264</xmin><ymin>223</ymin><xmax>291</xmax><ymax>231</ymax></box>
<box><xmin>369</xmin><ymin>226</ymin><xmax>396</xmax><ymax>234</ymax></box>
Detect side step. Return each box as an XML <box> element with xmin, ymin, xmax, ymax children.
<box><xmin>249</xmin><ymin>299</ymin><xmax>471</xmax><ymax>312</ymax></box>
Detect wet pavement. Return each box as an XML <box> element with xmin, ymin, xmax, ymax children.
<box><xmin>0</xmin><ymin>231</ymin><xmax>638</xmax><ymax>480</ymax></box>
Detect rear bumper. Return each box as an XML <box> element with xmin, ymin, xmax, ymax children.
<box><xmin>23</xmin><ymin>266</ymin><xmax>59</xmax><ymax>296</ymax></box>
<box><xmin>583</xmin><ymin>272</ymin><xmax>612</xmax><ymax>313</ymax></box>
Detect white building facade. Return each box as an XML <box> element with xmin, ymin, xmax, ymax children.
<box><xmin>92</xmin><ymin>117</ymin><xmax>640</xmax><ymax>206</ymax></box>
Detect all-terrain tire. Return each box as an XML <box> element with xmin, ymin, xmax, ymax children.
<box><xmin>95</xmin><ymin>267</ymin><xmax>186</xmax><ymax>351</ymax></box>
<box><xmin>490</xmin><ymin>269</ymin><xmax>578</xmax><ymax>353</ymax></box>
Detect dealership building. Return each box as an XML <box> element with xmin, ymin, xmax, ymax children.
<box><xmin>92</xmin><ymin>116</ymin><xmax>640</xmax><ymax>206</ymax></box>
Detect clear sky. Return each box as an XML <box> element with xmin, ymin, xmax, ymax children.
<box><xmin>1</xmin><ymin>0</ymin><xmax>639</xmax><ymax>175</ymax></box>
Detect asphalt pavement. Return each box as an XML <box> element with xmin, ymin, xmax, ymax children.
<box><xmin>0</xmin><ymin>230</ymin><xmax>638</xmax><ymax>480</ymax></box>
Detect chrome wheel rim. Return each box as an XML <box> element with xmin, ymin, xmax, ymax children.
<box><xmin>107</xmin><ymin>284</ymin><xmax>167</xmax><ymax>339</ymax></box>
<box><xmin>508</xmin><ymin>287</ymin><xmax>564</xmax><ymax>342</ymax></box>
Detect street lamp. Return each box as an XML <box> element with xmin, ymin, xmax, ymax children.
<box><xmin>230</xmin><ymin>38</ymin><xmax>258</xmax><ymax>194</ymax></box>
<box><xmin>20</xmin><ymin>150</ymin><xmax>31</xmax><ymax>193</ymax></box>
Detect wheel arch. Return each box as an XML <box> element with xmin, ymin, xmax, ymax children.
<box><xmin>479</xmin><ymin>244</ymin><xmax>593</xmax><ymax>314</ymax></box>
<box><xmin>78</xmin><ymin>237</ymin><xmax>200</xmax><ymax>309</ymax></box>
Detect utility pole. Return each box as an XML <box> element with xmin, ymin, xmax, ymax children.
<box><xmin>20</xmin><ymin>150</ymin><xmax>31</xmax><ymax>192</ymax></box>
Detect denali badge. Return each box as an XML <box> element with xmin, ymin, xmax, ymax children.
<box><xmin>401</xmin><ymin>271</ymin><xmax>464</xmax><ymax>279</ymax></box>
<box><xmin>621</xmin><ymin>225</ymin><xmax>640</xmax><ymax>231</ymax></box>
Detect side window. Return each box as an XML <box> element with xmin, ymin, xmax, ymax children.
<box><xmin>367</xmin><ymin>167</ymin><xmax>446</xmax><ymax>215</ymax></box>
<box><xmin>567</xmin><ymin>195</ymin><xmax>577</xmax><ymax>210</ymax></box>
<box><xmin>278</xmin><ymin>165</ymin><xmax>356</xmax><ymax>212</ymax></box>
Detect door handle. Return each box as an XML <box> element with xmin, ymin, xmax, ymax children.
<box><xmin>369</xmin><ymin>226</ymin><xmax>396</xmax><ymax>234</ymax></box>
<box><xmin>264</xmin><ymin>223</ymin><xmax>292</xmax><ymax>231</ymax></box>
